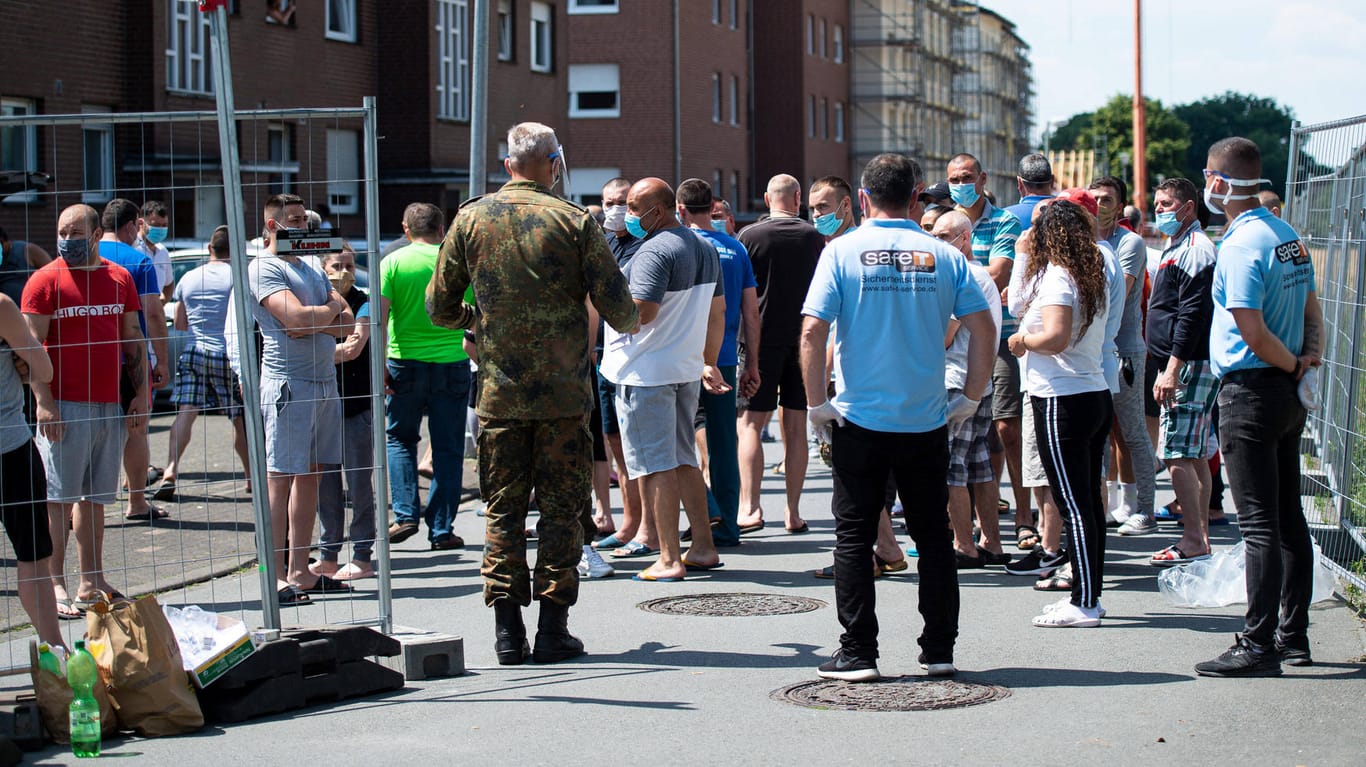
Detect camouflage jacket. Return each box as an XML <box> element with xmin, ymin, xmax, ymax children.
<box><xmin>428</xmin><ymin>180</ymin><xmax>638</xmax><ymax>420</ymax></box>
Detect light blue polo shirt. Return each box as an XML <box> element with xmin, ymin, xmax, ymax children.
<box><xmin>968</xmin><ymin>201</ymin><xmax>1021</xmax><ymax>333</ymax></box>
<box><xmin>802</xmin><ymin>218</ymin><xmax>989</xmax><ymax>433</ymax></box>
<box><xmin>1210</xmin><ymin>208</ymin><xmax>1315</xmax><ymax>377</ymax></box>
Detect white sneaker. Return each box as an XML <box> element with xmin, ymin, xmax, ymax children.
<box><xmin>578</xmin><ymin>545</ymin><xmax>615</xmax><ymax>578</ymax></box>
<box><xmin>1042</xmin><ymin>596</ymin><xmax>1106</xmax><ymax>618</ymax></box>
<box><xmin>1117</xmin><ymin>513</ymin><xmax>1157</xmax><ymax>536</ymax></box>
<box><xmin>1032</xmin><ymin>601</ymin><xmax>1102</xmax><ymax>628</ymax></box>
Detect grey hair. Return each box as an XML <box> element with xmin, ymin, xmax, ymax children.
<box><xmin>306</xmin><ymin>209</ymin><xmax>323</xmax><ymax>231</ymax></box>
<box><xmin>506</xmin><ymin>122</ymin><xmax>559</xmax><ymax>165</ymax></box>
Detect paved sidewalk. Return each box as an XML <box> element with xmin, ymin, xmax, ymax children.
<box><xmin>5</xmin><ymin>435</ymin><xmax>1364</xmax><ymax>765</ymax></box>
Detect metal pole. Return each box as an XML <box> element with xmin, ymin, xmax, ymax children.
<box><xmin>470</xmin><ymin>0</ymin><xmax>490</xmax><ymax>197</ymax></box>
<box><xmin>205</xmin><ymin>2</ymin><xmax>280</xmax><ymax>630</ymax></box>
<box><xmin>361</xmin><ymin>97</ymin><xmax>393</xmax><ymax>634</ymax></box>
<box><xmin>1131</xmin><ymin>0</ymin><xmax>1148</xmax><ymax>212</ymax></box>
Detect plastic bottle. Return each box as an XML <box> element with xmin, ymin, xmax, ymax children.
<box><xmin>66</xmin><ymin>640</ymin><xmax>101</xmax><ymax>758</ymax></box>
<box><xmin>37</xmin><ymin>642</ymin><xmax>62</xmax><ymax>676</ymax></box>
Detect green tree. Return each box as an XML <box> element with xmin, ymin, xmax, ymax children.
<box><xmin>1047</xmin><ymin>94</ymin><xmax>1191</xmax><ymax>203</ymax></box>
<box><xmin>1174</xmin><ymin>92</ymin><xmax>1296</xmax><ymax>193</ymax></box>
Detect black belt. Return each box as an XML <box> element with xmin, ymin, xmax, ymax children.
<box><xmin>1221</xmin><ymin>366</ymin><xmax>1292</xmax><ymax>383</ymax></box>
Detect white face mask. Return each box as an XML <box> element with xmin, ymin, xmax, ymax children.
<box><xmin>1203</xmin><ymin>173</ymin><xmax>1270</xmax><ymax>215</ymax></box>
<box><xmin>602</xmin><ymin>204</ymin><xmax>627</xmax><ymax>232</ymax></box>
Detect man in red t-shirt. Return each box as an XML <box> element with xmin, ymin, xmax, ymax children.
<box><xmin>21</xmin><ymin>204</ymin><xmax>147</xmax><ymax>616</ymax></box>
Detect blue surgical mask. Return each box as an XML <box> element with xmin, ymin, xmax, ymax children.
<box><xmin>949</xmin><ymin>183</ymin><xmax>979</xmax><ymax>208</ymax></box>
<box><xmin>1155</xmin><ymin>211</ymin><xmax>1182</xmax><ymax>237</ymax></box>
<box><xmin>710</xmin><ymin>218</ymin><xmax>728</xmax><ymax>234</ymax></box>
<box><xmin>146</xmin><ymin>225</ymin><xmax>169</xmax><ymax>244</ymax></box>
<box><xmin>812</xmin><ymin>210</ymin><xmax>841</xmax><ymax>237</ymax></box>
<box><xmin>56</xmin><ymin>237</ymin><xmax>91</xmax><ymax>265</ymax></box>
<box><xmin>624</xmin><ymin>207</ymin><xmax>654</xmax><ymax>240</ymax></box>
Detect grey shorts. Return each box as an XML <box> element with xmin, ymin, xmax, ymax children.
<box><xmin>991</xmin><ymin>337</ymin><xmax>1023</xmax><ymax>420</ymax></box>
<box><xmin>35</xmin><ymin>400</ymin><xmax>126</xmax><ymax>505</ymax></box>
<box><xmin>261</xmin><ymin>376</ymin><xmax>343</xmax><ymax>475</ymax></box>
<box><xmin>1020</xmin><ymin>393</ymin><xmax>1049</xmax><ymax>488</ymax></box>
<box><xmin>616</xmin><ymin>380</ymin><xmax>700</xmax><ymax>477</ymax></box>
<box><xmin>947</xmin><ymin>391</ymin><xmax>994</xmax><ymax>487</ymax></box>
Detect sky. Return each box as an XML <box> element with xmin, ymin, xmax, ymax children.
<box><xmin>983</xmin><ymin>0</ymin><xmax>1366</xmax><ymax>144</ymax></box>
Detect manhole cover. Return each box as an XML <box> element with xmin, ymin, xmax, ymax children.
<box><xmin>636</xmin><ymin>592</ymin><xmax>827</xmax><ymax>617</ymax></box>
<box><xmin>771</xmin><ymin>677</ymin><xmax>1010</xmax><ymax>711</ymax></box>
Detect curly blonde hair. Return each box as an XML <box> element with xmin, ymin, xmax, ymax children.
<box><xmin>1017</xmin><ymin>201</ymin><xmax>1107</xmax><ymax>337</ymax></box>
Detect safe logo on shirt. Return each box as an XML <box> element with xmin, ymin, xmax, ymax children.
<box><xmin>860</xmin><ymin>250</ymin><xmax>936</xmax><ymax>273</ymax></box>
<box><xmin>1275</xmin><ymin>240</ymin><xmax>1309</xmax><ymax>266</ymax></box>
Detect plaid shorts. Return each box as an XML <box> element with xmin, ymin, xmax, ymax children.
<box><xmin>947</xmin><ymin>391</ymin><xmax>994</xmax><ymax>487</ymax></box>
<box><xmin>172</xmin><ymin>345</ymin><xmax>244</xmax><ymax>418</ymax></box>
<box><xmin>1159</xmin><ymin>360</ymin><xmax>1218</xmax><ymax>460</ymax></box>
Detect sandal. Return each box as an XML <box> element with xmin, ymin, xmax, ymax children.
<box><xmin>278</xmin><ymin>585</ymin><xmax>312</xmax><ymax>606</ymax></box>
<box><xmin>125</xmin><ymin>505</ymin><xmax>170</xmax><ymax>521</ymax></box>
<box><xmin>1015</xmin><ymin>524</ymin><xmax>1041</xmax><ymax>551</ymax></box>
<box><xmin>1034</xmin><ymin>562</ymin><xmax>1073</xmax><ymax>591</ymax></box>
<box><xmin>1149</xmin><ymin>544</ymin><xmax>1211</xmax><ymax>567</ymax></box>
<box><xmin>56</xmin><ymin>598</ymin><xmax>85</xmax><ymax>620</ymax></box>
<box><xmin>301</xmin><ymin>574</ymin><xmax>352</xmax><ymax>594</ymax></box>
<box><xmin>151</xmin><ymin>478</ymin><xmax>178</xmax><ymax>502</ymax></box>
<box><xmin>609</xmin><ymin>541</ymin><xmax>657</xmax><ymax>559</ymax></box>
<box><xmin>592</xmin><ymin>533</ymin><xmax>627</xmax><ymax>550</ymax></box>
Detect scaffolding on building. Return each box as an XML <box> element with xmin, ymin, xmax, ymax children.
<box><xmin>951</xmin><ymin>2</ymin><xmax>1033</xmax><ymax>202</ymax></box>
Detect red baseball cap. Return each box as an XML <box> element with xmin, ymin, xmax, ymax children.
<box><xmin>1054</xmin><ymin>188</ymin><xmax>1099</xmax><ymax>217</ymax></box>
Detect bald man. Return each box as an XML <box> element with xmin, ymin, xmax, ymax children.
<box><xmin>736</xmin><ymin>174</ymin><xmax>825</xmax><ymax>534</ymax></box>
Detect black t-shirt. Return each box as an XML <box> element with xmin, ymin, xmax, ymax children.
<box><xmin>337</xmin><ymin>286</ymin><xmax>372</xmax><ymax>417</ymax></box>
<box><xmin>737</xmin><ymin>217</ymin><xmax>824</xmax><ymax>347</ymax></box>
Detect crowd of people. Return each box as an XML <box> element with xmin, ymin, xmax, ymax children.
<box><xmin>0</xmin><ymin>121</ymin><xmax>1319</xmax><ymax>683</ymax></box>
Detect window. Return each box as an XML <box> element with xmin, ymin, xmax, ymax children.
<box><xmin>713</xmin><ymin>169</ymin><xmax>723</xmax><ymax>199</ymax></box>
<box><xmin>712</xmin><ymin>0</ymin><xmax>722</xmax><ymax>24</ymax></box>
<box><xmin>834</xmin><ymin>101</ymin><xmax>844</xmax><ymax>143</ymax></box>
<box><xmin>568</xmin><ymin>0</ymin><xmax>617</xmax><ymax>13</ymax></box>
<box><xmin>82</xmin><ymin>107</ymin><xmax>115</xmax><ymax>204</ymax></box>
<box><xmin>711</xmin><ymin>73</ymin><xmax>722</xmax><ymax>123</ymax></box>
<box><xmin>730</xmin><ymin>171</ymin><xmax>739</xmax><ymax>206</ymax></box>
<box><xmin>807</xmin><ymin>95</ymin><xmax>815</xmax><ymax>137</ymax></box>
<box><xmin>805</xmin><ymin>15</ymin><xmax>813</xmax><ymax>55</ymax></box>
<box><xmin>569</xmin><ymin>64</ymin><xmax>620</xmax><ymax>118</ymax></box>
<box><xmin>497</xmin><ymin>0</ymin><xmax>514</xmax><ymax>61</ymax></box>
<box><xmin>166</xmin><ymin>0</ymin><xmax>212</xmax><ymax>95</ymax></box>
<box><xmin>530</xmin><ymin>2</ymin><xmax>553</xmax><ymax>73</ymax></box>
<box><xmin>2</xmin><ymin>99</ymin><xmax>39</xmax><ymax>204</ymax></box>
<box><xmin>565</xmin><ymin>167</ymin><xmax>620</xmax><ymax>205</ymax></box>
<box><xmin>326</xmin><ymin>129</ymin><xmax>360</xmax><ymax>214</ymax></box>
<box><xmin>437</xmin><ymin>0</ymin><xmax>470</xmax><ymax>120</ymax></box>
<box><xmin>818</xmin><ymin>18</ymin><xmax>826</xmax><ymax>58</ymax></box>
<box><xmin>820</xmin><ymin>98</ymin><xmax>828</xmax><ymax>140</ymax></box>
<box><xmin>326</xmin><ymin>0</ymin><xmax>357</xmax><ymax>42</ymax></box>
<box><xmin>265</xmin><ymin>123</ymin><xmax>294</xmax><ymax>192</ymax></box>
<box><xmin>728</xmin><ymin>75</ymin><xmax>739</xmax><ymax>125</ymax></box>
<box><xmin>729</xmin><ymin>0</ymin><xmax>737</xmax><ymax>29</ymax></box>
<box><xmin>833</xmin><ymin>24</ymin><xmax>844</xmax><ymax>62</ymax></box>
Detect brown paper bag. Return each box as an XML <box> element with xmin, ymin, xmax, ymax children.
<box><xmin>84</xmin><ymin>594</ymin><xmax>204</xmax><ymax>736</ymax></box>
<box><xmin>28</xmin><ymin>641</ymin><xmax>117</xmax><ymax>743</ymax></box>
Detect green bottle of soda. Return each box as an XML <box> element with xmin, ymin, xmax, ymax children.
<box><xmin>66</xmin><ymin>640</ymin><xmax>101</xmax><ymax>758</ymax></box>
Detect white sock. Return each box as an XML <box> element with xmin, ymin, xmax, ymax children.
<box><xmin>1121</xmin><ymin>482</ymin><xmax>1138</xmax><ymax>516</ymax></box>
<box><xmin>1106</xmin><ymin>481</ymin><xmax>1118</xmax><ymax>512</ymax></box>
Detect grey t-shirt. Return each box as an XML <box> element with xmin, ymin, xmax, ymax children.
<box><xmin>1108</xmin><ymin>228</ymin><xmax>1148</xmax><ymax>356</ymax></box>
<box><xmin>0</xmin><ymin>343</ymin><xmax>30</xmax><ymax>454</ymax></box>
<box><xmin>248</xmin><ymin>255</ymin><xmax>336</xmax><ymax>381</ymax></box>
<box><xmin>173</xmin><ymin>260</ymin><xmax>234</xmax><ymax>355</ymax></box>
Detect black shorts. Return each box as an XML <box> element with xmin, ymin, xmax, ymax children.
<box><xmin>1</xmin><ymin>440</ymin><xmax>54</xmax><ymax>562</ymax></box>
<box><xmin>744</xmin><ymin>344</ymin><xmax>807</xmax><ymax>412</ymax></box>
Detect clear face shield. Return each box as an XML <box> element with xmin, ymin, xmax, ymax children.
<box><xmin>548</xmin><ymin>142</ymin><xmax>571</xmax><ymax>195</ymax></box>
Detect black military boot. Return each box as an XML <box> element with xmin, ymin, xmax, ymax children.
<box><xmin>493</xmin><ymin>601</ymin><xmax>530</xmax><ymax>666</ymax></box>
<box><xmin>532</xmin><ymin>601</ymin><xmax>585</xmax><ymax>664</ymax></box>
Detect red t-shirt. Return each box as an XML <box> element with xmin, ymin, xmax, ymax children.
<box><xmin>21</xmin><ymin>258</ymin><xmax>141</xmax><ymax>404</ymax></box>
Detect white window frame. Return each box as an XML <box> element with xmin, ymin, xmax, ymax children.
<box><xmin>1</xmin><ymin>99</ymin><xmax>39</xmax><ymax>205</ymax></box>
<box><xmin>326</xmin><ymin>129</ymin><xmax>360</xmax><ymax>214</ymax></box>
<box><xmin>437</xmin><ymin>0</ymin><xmax>471</xmax><ymax>121</ymax></box>
<box><xmin>728</xmin><ymin>75</ymin><xmax>739</xmax><ymax>126</ymax></box>
<box><xmin>564</xmin><ymin>166</ymin><xmax>620</xmax><ymax>205</ymax></box>
<box><xmin>82</xmin><ymin>106</ymin><xmax>116</xmax><ymax>205</ymax></box>
<box><xmin>712</xmin><ymin>73</ymin><xmax>722</xmax><ymax>123</ymax></box>
<box><xmin>497</xmin><ymin>0</ymin><xmax>513</xmax><ymax>61</ymax></box>
<box><xmin>833</xmin><ymin>23</ymin><xmax>844</xmax><ymax>63</ymax></box>
<box><xmin>834</xmin><ymin>101</ymin><xmax>844</xmax><ymax>143</ymax></box>
<box><xmin>326</xmin><ymin>0</ymin><xmax>358</xmax><ymax>43</ymax></box>
<box><xmin>530</xmin><ymin>2</ymin><xmax>553</xmax><ymax>73</ymax></box>
<box><xmin>166</xmin><ymin>0</ymin><xmax>213</xmax><ymax>96</ymax></box>
<box><xmin>567</xmin><ymin>0</ymin><xmax>618</xmax><ymax>14</ymax></box>
<box><xmin>569</xmin><ymin>64</ymin><xmax>620</xmax><ymax>119</ymax></box>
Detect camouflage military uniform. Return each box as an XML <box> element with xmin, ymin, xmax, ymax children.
<box><xmin>429</xmin><ymin>179</ymin><xmax>637</xmax><ymax>607</ymax></box>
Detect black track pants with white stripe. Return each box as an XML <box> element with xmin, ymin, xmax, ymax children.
<box><xmin>1032</xmin><ymin>390</ymin><xmax>1113</xmax><ymax>609</ymax></box>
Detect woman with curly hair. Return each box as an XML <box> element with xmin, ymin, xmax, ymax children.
<box><xmin>1007</xmin><ymin>198</ymin><xmax>1113</xmax><ymax>627</ymax></box>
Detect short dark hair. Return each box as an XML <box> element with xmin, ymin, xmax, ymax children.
<box><xmin>141</xmin><ymin>200</ymin><xmax>168</xmax><ymax>219</ymax></box>
<box><xmin>265</xmin><ymin>193</ymin><xmax>305</xmax><ymax>220</ymax></box>
<box><xmin>811</xmin><ymin>175</ymin><xmax>853</xmax><ymax>202</ymax></box>
<box><xmin>209</xmin><ymin>225</ymin><xmax>230</xmax><ymax>256</ymax></box>
<box><xmin>403</xmin><ymin>202</ymin><xmax>445</xmax><ymax>237</ymax></box>
<box><xmin>948</xmin><ymin>153</ymin><xmax>982</xmax><ymax>174</ymax></box>
<box><xmin>1088</xmin><ymin>175</ymin><xmax>1128</xmax><ymax>204</ymax></box>
<box><xmin>1208</xmin><ymin>136</ymin><xmax>1263</xmax><ymax>182</ymax></box>
<box><xmin>676</xmin><ymin>178</ymin><xmax>713</xmax><ymax>213</ymax></box>
<box><xmin>860</xmin><ymin>153</ymin><xmax>922</xmax><ymax>212</ymax></box>
<box><xmin>101</xmin><ymin>198</ymin><xmax>141</xmax><ymax>231</ymax></box>
<box><xmin>1155</xmin><ymin>177</ymin><xmax>1198</xmax><ymax>206</ymax></box>
<box><xmin>1017</xmin><ymin>153</ymin><xmax>1053</xmax><ymax>189</ymax></box>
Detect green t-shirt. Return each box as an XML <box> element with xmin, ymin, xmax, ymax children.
<box><xmin>380</xmin><ymin>241</ymin><xmax>473</xmax><ymax>362</ymax></box>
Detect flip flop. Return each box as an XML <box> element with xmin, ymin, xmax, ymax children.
<box><xmin>1015</xmin><ymin>524</ymin><xmax>1041</xmax><ymax>551</ymax></box>
<box><xmin>1154</xmin><ymin>502</ymin><xmax>1182</xmax><ymax>521</ymax></box>
<box><xmin>278</xmin><ymin>585</ymin><xmax>312</xmax><ymax>606</ymax></box>
<box><xmin>56</xmin><ymin>598</ymin><xmax>85</xmax><ymax>620</ymax></box>
<box><xmin>151</xmin><ymin>478</ymin><xmax>178</xmax><ymax>502</ymax></box>
<box><xmin>609</xmin><ymin>541</ymin><xmax>657</xmax><ymax>559</ymax></box>
<box><xmin>632</xmin><ymin>572</ymin><xmax>684</xmax><ymax>582</ymax></box>
<box><xmin>301</xmin><ymin>574</ymin><xmax>353</xmax><ymax>594</ymax></box>
<box><xmin>785</xmin><ymin>522</ymin><xmax>810</xmax><ymax>534</ymax></box>
<box><xmin>125</xmin><ymin>505</ymin><xmax>170</xmax><ymax>521</ymax></box>
<box><xmin>592</xmin><ymin>533</ymin><xmax>627</xmax><ymax>550</ymax></box>
<box><xmin>738</xmin><ymin>521</ymin><xmax>765</xmax><ymax>535</ymax></box>
<box><xmin>1149</xmin><ymin>544</ymin><xmax>1211</xmax><ymax>567</ymax></box>
<box><xmin>876</xmin><ymin>556</ymin><xmax>909</xmax><ymax>574</ymax></box>
<box><xmin>682</xmin><ymin>559</ymin><xmax>724</xmax><ymax>571</ymax></box>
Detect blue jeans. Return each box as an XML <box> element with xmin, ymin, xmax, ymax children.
<box><xmin>386</xmin><ymin>358</ymin><xmax>471</xmax><ymax>543</ymax></box>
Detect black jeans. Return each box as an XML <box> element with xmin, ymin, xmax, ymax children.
<box><xmin>1032</xmin><ymin>390</ymin><xmax>1113</xmax><ymax>609</ymax></box>
<box><xmin>1217</xmin><ymin>369</ymin><xmax>1311</xmax><ymax>649</ymax></box>
<box><xmin>830</xmin><ymin>422</ymin><xmax>956</xmax><ymax>663</ymax></box>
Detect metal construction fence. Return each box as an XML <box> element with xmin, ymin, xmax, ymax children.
<box><xmin>1286</xmin><ymin>114</ymin><xmax>1366</xmax><ymax>592</ymax></box>
<box><xmin>0</xmin><ymin>101</ymin><xmax>399</xmax><ymax>671</ymax></box>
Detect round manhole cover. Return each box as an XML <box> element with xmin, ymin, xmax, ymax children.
<box><xmin>636</xmin><ymin>592</ymin><xmax>827</xmax><ymax>617</ymax></box>
<box><xmin>771</xmin><ymin>677</ymin><xmax>1010</xmax><ymax>711</ymax></box>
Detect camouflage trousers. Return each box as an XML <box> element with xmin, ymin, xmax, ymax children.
<box><xmin>478</xmin><ymin>415</ymin><xmax>591</xmax><ymax>607</ymax></box>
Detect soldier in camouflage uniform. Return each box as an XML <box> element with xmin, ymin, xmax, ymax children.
<box><xmin>428</xmin><ymin>122</ymin><xmax>638</xmax><ymax>665</ymax></box>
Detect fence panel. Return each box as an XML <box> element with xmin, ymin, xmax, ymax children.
<box><xmin>1286</xmin><ymin>114</ymin><xmax>1366</xmax><ymax>593</ymax></box>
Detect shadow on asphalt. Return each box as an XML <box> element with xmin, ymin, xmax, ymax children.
<box><xmin>966</xmin><ymin>666</ymin><xmax>1192</xmax><ymax>687</ymax></box>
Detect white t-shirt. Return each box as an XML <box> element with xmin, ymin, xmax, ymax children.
<box><xmin>1017</xmin><ymin>263</ymin><xmax>1108</xmax><ymax>398</ymax></box>
<box><xmin>135</xmin><ymin>238</ymin><xmax>173</xmax><ymax>290</ymax></box>
<box><xmin>944</xmin><ymin>262</ymin><xmax>1002</xmax><ymax>394</ymax></box>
